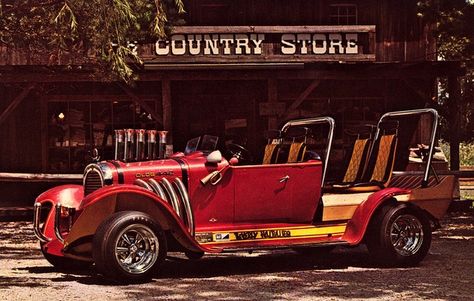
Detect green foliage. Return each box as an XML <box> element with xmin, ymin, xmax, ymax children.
<box><xmin>0</xmin><ymin>0</ymin><xmax>185</xmax><ymax>82</ymax></box>
<box><xmin>417</xmin><ymin>0</ymin><xmax>474</xmax><ymax>143</ymax></box>
<box><xmin>440</xmin><ymin>141</ymin><xmax>474</xmax><ymax>166</ymax></box>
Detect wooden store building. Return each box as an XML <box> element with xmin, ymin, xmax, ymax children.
<box><xmin>0</xmin><ymin>0</ymin><xmax>464</xmax><ymax>202</ymax></box>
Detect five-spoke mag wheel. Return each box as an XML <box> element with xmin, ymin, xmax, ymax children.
<box><xmin>115</xmin><ymin>224</ymin><xmax>160</xmax><ymax>275</ymax></box>
<box><xmin>93</xmin><ymin>211</ymin><xmax>167</xmax><ymax>282</ymax></box>
<box><xmin>366</xmin><ymin>203</ymin><xmax>431</xmax><ymax>267</ymax></box>
<box><xmin>390</xmin><ymin>214</ymin><xmax>424</xmax><ymax>257</ymax></box>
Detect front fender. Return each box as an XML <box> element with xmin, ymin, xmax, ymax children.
<box><xmin>64</xmin><ymin>185</ymin><xmax>206</xmax><ymax>256</ymax></box>
<box><xmin>342</xmin><ymin>187</ymin><xmax>410</xmax><ymax>245</ymax></box>
<box><xmin>35</xmin><ymin>185</ymin><xmax>84</xmax><ymax>256</ymax></box>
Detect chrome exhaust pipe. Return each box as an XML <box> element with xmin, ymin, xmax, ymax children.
<box><xmin>148</xmin><ymin>178</ymin><xmax>167</xmax><ymax>201</ymax></box>
<box><xmin>173</xmin><ymin>178</ymin><xmax>195</xmax><ymax>236</ymax></box>
<box><xmin>33</xmin><ymin>203</ymin><xmax>51</xmax><ymax>243</ymax></box>
<box><xmin>146</xmin><ymin>130</ymin><xmax>157</xmax><ymax>160</ymax></box>
<box><xmin>135</xmin><ymin>129</ymin><xmax>146</xmax><ymax>161</ymax></box>
<box><xmin>114</xmin><ymin>129</ymin><xmax>124</xmax><ymax>161</ymax></box>
<box><xmin>158</xmin><ymin>131</ymin><xmax>168</xmax><ymax>159</ymax></box>
<box><xmin>159</xmin><ymin>178</ymin><xmax>182</xmax><ymax>217</ymax></box>
<box><xmin>124</xmin><ymin>129</ymin><xmax>135</xmax><ymax>162</ymax></box>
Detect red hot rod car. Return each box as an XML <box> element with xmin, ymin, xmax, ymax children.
<box><xmin>33</xmin><ymin>108</ymin><xmax>456</xmax><ymax>282</ymax></box>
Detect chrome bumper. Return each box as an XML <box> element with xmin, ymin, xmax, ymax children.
<box><xmin>33</xmin><ymin>203</ymin><xmax>51</xmax><ymax>243</ymax></box>
<box><xmin>33</xmin><ymin>202</ymin><xmax>75</xmax><ymax>244</ymax></box>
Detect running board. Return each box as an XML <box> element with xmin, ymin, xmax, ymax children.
<box><xmin>220</xmin><ymin>241</ymin><xmax>350</xmax><ymax>253</ymax></box>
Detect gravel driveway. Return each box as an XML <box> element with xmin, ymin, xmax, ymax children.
<box><xmin>0</xmin><ymin>211</ymin><xmax>473</xmax><ymax>301</ymax></box>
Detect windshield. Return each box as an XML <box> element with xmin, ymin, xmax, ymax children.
<box><xmin>184</xmin><ymin>135</ymin><xmax>219</xmax><ymax>155</ymax></box>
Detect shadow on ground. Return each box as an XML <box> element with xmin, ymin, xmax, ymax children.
<box><xmin>1</xmin><ymin>210</ymin><xmax>473</xmax><ymax>300</ymax></box>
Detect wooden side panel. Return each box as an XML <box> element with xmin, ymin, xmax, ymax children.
<box><xmin>0</xmin><ymin>85</ymin><xmax>43</xmax><ymax>172</ymax></box>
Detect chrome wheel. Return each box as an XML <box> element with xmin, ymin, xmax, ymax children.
<box><xmin>390</xmin><ymin>214</ymin><xmax>424</xmax><ymax>257</ymax></box>
<box><xmin>115</xmin><ymin>224</ymin><xmax>159</xmax><ymax>274</ymax></box>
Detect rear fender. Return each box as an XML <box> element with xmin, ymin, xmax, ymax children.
<box><xmin>342</xmin><ymin>187</ymin><xmax>410</xmax><ymax>245</ymax></box>
<box><xmin>64</xmin><ymin>185</ymin><xmax>205</xmax><ymax>255</ymax></box>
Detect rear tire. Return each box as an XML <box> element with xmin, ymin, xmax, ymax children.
<box><xmin>92</xmin><ymin>211</ymin><xmax>167</xmax><ymax>283</ymax></box>
<box><xmin>366</xmin><ymin>203</ymin><xmax>431</xmax><ymax>267</ymax></box>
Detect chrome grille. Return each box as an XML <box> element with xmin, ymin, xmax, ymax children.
<box><xmin>83</xmin><ymin>165</ymin><xmax>104</xmax><ymax>196</ymax></box>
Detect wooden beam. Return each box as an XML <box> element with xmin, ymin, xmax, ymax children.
<box><xmin>143</xmin><ymin>54</ymin><xmax>376</xmax><ymax>64</ymax></box>
<box><xmin>162</xmin><ymin>79</ymin><xmax>173</xmax><ymax>143</ymax></box>
<box><xmin>267</xmin><ymin>78</ymin><xmax>278</xmax><ymax>129</ymax></box>
<box><xmin>118</xmin><ymin>83</ymin><xmax>163</xmax><ymax>126</ymax></box>
<box><xmin>170</xmin><ymin>25</ymin><xmax>377</xmax><ymax>34</ymax></box>
<box><xmin>0</xmin><ymin>172</ymin><xmax>82</xmax><ymax>182</ymax></box>
<box><xmin>283</xmin><ymin>79</ymin><xmax>321</xmax><ymax>120</ymax></box>
<box><xmin>0</xmin><ymin>83</ymin><xmax>35</xmax><ymax>125</ymax></box>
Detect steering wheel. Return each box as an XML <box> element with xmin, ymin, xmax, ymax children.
<box><xmin>225</xmin><ymin>143</ymin><xmax>253</xmax><ymax>164</ymax></box>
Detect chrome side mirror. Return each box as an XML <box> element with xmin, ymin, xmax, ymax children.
<box><xmin>206</xmin><ymin>150</ymin><xmax>222</xmax><ymax>163</ymax></box>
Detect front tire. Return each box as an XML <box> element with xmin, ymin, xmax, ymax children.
<box><xmin>366</xmin><ymin>204</ymin><xmax>431</xmax><ymax>267</ymax></box>
<box><xmin>40</xmin><ymin>243</ymin><xmax>91</xmax><ymax>270</ymax></box>
<box><xmin>92</xmin><ymin>211</ymin><xmax>167</xmax><ymax>283</ymax></box>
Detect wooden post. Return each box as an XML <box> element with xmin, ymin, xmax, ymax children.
<box><xmin>267</xmin><ymin>78</ymin><xmax>278</xmax><ymax>130</ymax></box>
<box><xmin>162</xmin><ymin>79</ymin><xmax>173</xmax><ymax>143</ymax></box>
<box><xmin>40</xmin><ymin>95</ymin><xmax>48</xmax><ymax>171</ymax></box>
<box><xmin>448</xmin><ymin>76</ymin><xmax>461</xmax><ymax>171</ymax></box>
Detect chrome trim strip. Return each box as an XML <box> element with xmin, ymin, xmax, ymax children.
<box><xmin>160</xmin><ymin>178</ymin><xmax>182</xmax><ymax>218</ymax></box>
<box><xmin>281</xmin><ymin>116</ymin><xmax>335</xmax><ymax>186</ymax></box>
<box><xmin>377</xmin><ymin>108</ymin><xmax>438</xmax><ymax>187</ymax></box>
<box><xmin>83</xmin><ymin>164</ymin><xmax>104</xmax><ymax>187</ymax></box>
<box><xmin>174</xmin><ymin>178</ymin><xmax>195</xmax><ymax>236</ymax></box>
<box><xmin>54</xmin><ymin>203</ymin><xmax>65</xmax><ymax>244</ymax></box>
<box><xmin>33</xmin><ymin>203</ymin><xmax>51</xmax><ymax>243</ymax></box>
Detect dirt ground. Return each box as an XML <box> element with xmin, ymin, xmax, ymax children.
<box><xmin>0</xmin><ymin>210</ymin><xmax>473</xmax><ymax>301</ymax></box>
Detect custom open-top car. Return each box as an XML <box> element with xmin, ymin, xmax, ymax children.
<box><xmin>33</xmin><ymin>108</ymin><xmax>456</xmax><ymax>282</ymax></box>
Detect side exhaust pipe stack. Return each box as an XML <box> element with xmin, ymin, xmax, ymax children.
<box><xmin>133</xmin><ymin>177</ymin><xmax>195</xmax><ymax>236</ymax></box>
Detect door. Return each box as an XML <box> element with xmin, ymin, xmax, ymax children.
<box><xmin>233</xmin><ymin>163</ymin><xmax>322</xmax><ymax>224</ymax></box>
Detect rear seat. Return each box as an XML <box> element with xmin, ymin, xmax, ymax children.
<box><xmin>326</xmin><ymin>121</ymin><xmax>399</xmax><ymax>193</ymax></box>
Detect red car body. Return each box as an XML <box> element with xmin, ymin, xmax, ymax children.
<box><xmin>33</xmin><ymin>109</ymin><xmax>456</xmax><ymax>282</ymax></box>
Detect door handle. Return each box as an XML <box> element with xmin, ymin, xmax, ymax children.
<box><xmin>279</xmin><ymin>175</ymin><xmax>290</xmax><ymax>183</ymax></box>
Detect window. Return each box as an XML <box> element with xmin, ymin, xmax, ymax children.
<box><xmin>46</xmin><ymin>99</ymin><xmax>159</xmax><ymax>172</ymax></box>
<box><xmin>329</xmin><ymin>4</ymin><xmax>358</xmax><ymax>25</ymax></box>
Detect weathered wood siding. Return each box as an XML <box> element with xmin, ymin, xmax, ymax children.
<box><xmin>1</xmin><ymin>0</ymin><xmax>436</xmax><ymax>65</ymax></box>
<box><xmin>183</xmin><ymin>0</ymin><xmax>436</xmax><ymax>62</ymax></box>
<box><xmin>0</xmin><ymin>85</ymin><xmax>43</xmax><ymax>172</ymax></box>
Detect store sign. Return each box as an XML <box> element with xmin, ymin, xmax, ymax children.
<box><xmin>155</xmin><ymin>33</ymin><xmax>358</xmax><ymax>56</ymax></box>
<box><xmin>142</xmin><ymin>26</ymin><xmax>376</xmax><ymax>64</ymax></box>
